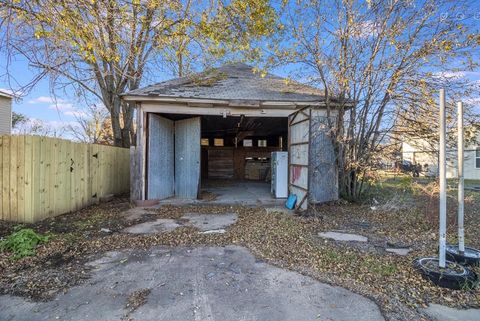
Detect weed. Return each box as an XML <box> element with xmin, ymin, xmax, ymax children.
<box><xmin>0</xmin><ymin>228</ymin><xmax>49</xmax><ymax>259</ymax></box>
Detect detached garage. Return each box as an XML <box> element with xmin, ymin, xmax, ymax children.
<box><xmin>123</xmin><ymin>63</ymin><xmax>342</xmax><ymax>210</ymax></box>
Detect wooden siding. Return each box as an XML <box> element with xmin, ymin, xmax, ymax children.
<box><xmin>0</xmin><ymin>135</ymin><xmax>130</xmax><ymax>223</ymax></box>
<box><xmin>208</xmin><ymin>148</ymin><xmax>235</xmax><ymax>179</ymax></box>
<box><xmin>0</xmin><ymin>96</ymin><xmax>12</xmax><ymax>134</ymax></box>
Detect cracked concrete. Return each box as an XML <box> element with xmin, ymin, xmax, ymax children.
<box><xmin>181</xmin><ymin>212</ymin><xmax>238</xmax><ymax>232</ymax></box>
<box><xmin>122</xmin><ymin>211</ymin><xmax>238</xmax><ymax>235</ymax></box>
<box><xmin>123</xmin><ymin>218</ymin><xmax>182</xmax><ymax>234</ymax></box>
<box><xmin>0</xmin><ymin>246</ymin><xmax>385</xmax><ymax>321</ymax></box>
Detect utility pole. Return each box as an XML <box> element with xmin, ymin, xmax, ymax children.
<box><xmin>438</xmin><ymin>89</ymin><xmax>447</xmax><ymax>268</ymax></box>
<box><xmin>457</xmin><ymin>101</ymin><xmax>465</xmax><ymax>255</ymax></box>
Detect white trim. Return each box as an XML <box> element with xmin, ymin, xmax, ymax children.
<box><xmin>0</xmin><ymin>91</ymin><xmax>14</xmax><ymax>99</ymax></box>
<box><xmin>141</xmin><ymin>102</ymin><xmax>297</xmax><ymax>117</ymax></box>
<box><xmin>122</xmin><ymin>95</ymin><xmax>329</xmax><ymax>108</ymax></box>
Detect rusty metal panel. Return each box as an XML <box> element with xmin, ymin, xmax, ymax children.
<box><xmin>288</xmin><ymin>110</ymin><xmax>310</xmax><ymax>210</ymax></box>
<box><xmin>309</xmin><ymin>111</ymin><xmax>338</xmax><ymax>203</ymax></box>
<box><xmin>175</xmin><ymin>117</ymin><xmax>201</xmax><ymax>198</ymax></box>
<box><xmin>147</xmin><ymin>114</ymin><xmax>174</xmax><ymax>200</ymax></box>
<box><xmin>290</xmin><ymin>144</ymin><xmax>309</xmax><ymax>166</ymax></box>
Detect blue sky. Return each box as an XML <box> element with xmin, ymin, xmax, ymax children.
<box><xmin>0</xmin><ymin>0</ymin><xmax>479</xmax><ymax>134</ymax></box>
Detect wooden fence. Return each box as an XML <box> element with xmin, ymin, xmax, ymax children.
<box><xmin>0</xmin><ymin>135</ymin><xmax>130</xmax><ymax>223</ymax></box>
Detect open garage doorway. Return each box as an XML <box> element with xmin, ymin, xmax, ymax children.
<box><xmin>146</xmin><ymin>112</ymin><xmax>288</xmax><ymax>204</ymax></box>
<box><xmin>200</xmin><ymin>115</ymin><xmax>288</xmax><ymax>204</ymax></box>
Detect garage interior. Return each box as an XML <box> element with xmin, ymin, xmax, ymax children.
<box><xmin>200</xmin><ymin>115</ymin><xmax>287</xmax><ymax>181</ymax></box>
<box><xmin>151</xmin><ymin>113</ymin><xmax>289</xmax><ymax>202</ymax></box>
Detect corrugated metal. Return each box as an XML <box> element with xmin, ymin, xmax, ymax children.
<box><xmin>309</xmin><ymin>113</ymin><xmax>339</xmax><ymax>203</ymax></box>
<box><xmin>147</xmin><ymin>114</ymin><xmax>174</xmax><ymax>199</ymax></box>
<box><xmin>288</xmin><ymin>111</ymin><xmax>310</xmax><ymax>210</ymax></box>
<box><xmin>175</xmin><ymin>117</ymin><xmax>201</xmax><ymax>198</ymax></box>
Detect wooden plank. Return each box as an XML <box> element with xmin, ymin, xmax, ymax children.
<box><xmin>32</xmin><ymin>136</ymin><xmax>41</xmax><ymax>222</ymax></box>
<box><xmin>64</xmin><ymin>140</ymin><xmax>72</xmax><ymax>213</ymax></box>
<box><xmin>8</xmin><ymin>136</ymin><xmax>16</xmax><ymax>221</ymax></box>
<box><xmin>0</xmin><ymin>135</ymin><xmax>130</xmax><ymax>222</ymax></box>
<box><xmin>17</xmin><ymin>136</ymin><xmax>25</xmax><ymax>223</ymax></box>
<box><xmin>0</xmin><ymin>137</ymin><xmax>4</xmax><ymax>220</ymax></box>
<box><xmin>0</xmin><ymin>136</ymin><xmax>3</xmax><ymax>220</ymax></box>
<box><xmin>72</xmin><ymin>142</ymin><xmax>80</xmax><ymax>210</ymax></box>
<box><xmin>208</xmin><ymin>148</ymin><xmax>234</xmax><ymax>179</ymax></box>
<box><xmin>37</xmin><ymin>137</ymin><xmax>49</xmax><ymax>220</ymax></box>
<box><xmin>24</xmin><ymin>136</ymin><xmax>34</xmax><ymax>223</ymax></box>
<box><xmin>91</xmin><ymin>144</ymin><xmax>99</xmax><ymax>203</ymax></box>
<box><xmin>45</xmin><ymin>138</ymin><xmax>58</xmax><ymax>218</ymax></box>
<box><xmin>9</xmin><ymin>136</ymin><xmax>18</xmax><ymax>222</ymax></box>
<box><xmin>87</xmin><ymin>143</ymin><xmax>93</xmax><ymax>205</ymax></box>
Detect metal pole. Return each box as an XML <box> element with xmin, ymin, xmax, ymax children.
<box><xmin>439</xmin><ymin>89</ymin><xmax>447</xmax><ymax>268</ymax></box>
<box><xmin>457</xmin><ymin>101</ymin><xmax>465</xmax><ymax>255</ymax></box>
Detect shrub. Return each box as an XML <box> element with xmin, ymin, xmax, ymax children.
<box><xmin>0</xmin><ymin>228</ymin><xmax>49</xmax><ymax>259</ymax></box>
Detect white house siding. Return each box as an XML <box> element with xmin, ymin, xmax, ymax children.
<box><xmin>0</xmin><ymin>95</ymin><xmax>12</xmax><ymax>134</ymax></box>
<box><xmin>402</xmin><ymin>139</ymin><xmax>480</xmax><ymax>180</ymax></box>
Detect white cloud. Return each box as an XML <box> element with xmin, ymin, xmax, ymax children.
<box><xmin>48</xmin><ymin>102</ymin><xmax>74</xmax><ymax>112</ymax></box>
<box><xmin>352</xmin><ymin>20</ymin><xmax>380</xmax><ymax>38</ymax></box>
<box><xmin>63</xmin><ymin>110</ymin><xmax>87</xmax><ymax>117</ymax></box>
<box><xmin>28</xmin><ymin>96</ymin><xmax>68</xmax><ymax>104</ymax></box>
<box><xmin>431</xmin><ymin>71</ymin><xmax>466</xmax><ymax>80</ymax></box>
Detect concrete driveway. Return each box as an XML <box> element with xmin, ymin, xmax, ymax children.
<box><xmin>0</xmin><ymin>246</ymin><xmax>384</xmax><ymax>321</ymax></box>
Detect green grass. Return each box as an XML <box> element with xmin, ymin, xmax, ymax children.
<box><xmin>0</xmin><ymin>227</ymin><xmax>49</xmax><ymax>259</ymax></box>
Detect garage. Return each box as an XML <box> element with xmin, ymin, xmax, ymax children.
<box><xmin>124</xmin><ymin>63</ymin><xmax>341</xmax><ymax>210</ymax></box>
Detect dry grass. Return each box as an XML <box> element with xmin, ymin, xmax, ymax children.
<box><xmin>0</xmin><ymin>179</ymin><xmax>478</xmax><ymax>320</ymax></box>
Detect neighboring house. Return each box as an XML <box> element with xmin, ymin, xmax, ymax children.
<box><xmin>123</xmin><ymin>63</ymin><xmax>348</xmax><ymax>210</ymax></box>
<box><xmin>402</xmin><ymin>135</ymin><xmax>480</xmax><ymax>180</ymax></box>
<box><xmin>0</xmin><ymin>90</ymin><xmax>13</xmax><ymax>134</ymax></box>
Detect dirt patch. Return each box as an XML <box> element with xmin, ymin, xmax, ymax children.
<box><xmin>124</xmin><ymin>288</ymin><xmax>151</xmax><ymax>320</ymax></box>
<box><xmin>199</xmin><ymin>191</ymin><xmax>219</xmax><ymax>201</ymax></box>
<box><xmin>0</xmin><ymin>192</ymin><xmax>478</xmax><ymax>320</ymax></box>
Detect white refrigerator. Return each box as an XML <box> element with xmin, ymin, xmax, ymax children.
<box><xmin>271</xmin><ymin>152</ymin><xmax>288</xmax><ymax>198</ymax></box>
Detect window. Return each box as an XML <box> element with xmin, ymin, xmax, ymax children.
<box><xmin>201</xmin><ymin>138</ymin><xmax>209</xmax><ymax>146</ymax></box>
<box><xmin>476</xmin><ymin>147</ymin><xmax>480</xmax><ymax>169</ymax></box>
<box><xmin>214</xmin><ymin>138</ymin><xmax>224</xmax><ymax>146</ymax></box>
<box><xmin>258</xmin><ymin>139</ymin><xmax>267</xmax><ymax>147</ymax></box>
<box><xmin>243</xmin><ymin>139</ymin><xmax>252</xmax><ymax>147</ymax></box>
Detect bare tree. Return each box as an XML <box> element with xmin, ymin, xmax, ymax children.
<box><xmin>271</xmin><ymin>0</ymin><xmax>479</xmax><ymax>200</ymax></box>
<box><xmin>13</xmin><ymin>118</ymin><xmax>67</xmax><ymax>137</ymax></box>
<box><xmin>1</xmin><ymin>0</ymin><xmax>278</xmax><ymax>146</ymax></box>
<box><xmin>67</xmin><ymin>104</ymin><xmax>113</xmax><ymax>144</ymax></box>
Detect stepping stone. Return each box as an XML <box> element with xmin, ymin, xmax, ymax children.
<box><xmin>265</xmin><ymin>207</ymin><xmax>293</xmax><ymax>215</ymax></box>
<box><xmin>123</xmin><ymin>218</ymin><xmax>182</xmax><ymax>234</ymax></box>
<box><xmin>385</xmin><ymin>248</ymin><xmax>412</xmax><ymax>256</ymax></box>
<box><xmin>182</xmin><ymin>212</ymin><xmax>238</xmax><ymax>232</ymax></box>
<box><xmin>318</xmin><ymin>231</ymin><xmax>368</xmax><ymax>242</ymax></box>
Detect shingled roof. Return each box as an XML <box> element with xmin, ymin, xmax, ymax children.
<box><xmin>123</xmin><ymin>63</ymin><xmax>327</xmax><ymax>103</ymax></box>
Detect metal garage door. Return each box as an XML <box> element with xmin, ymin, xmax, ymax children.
<box><xmin>147</xmin><ymin>114</ymin><xmax>174</xmax><ymax>199</ymax></box>
<box><xmin>174</xmin><ymin>117</ymin><xmax>201</xmax><ymax>198</ymax></box>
